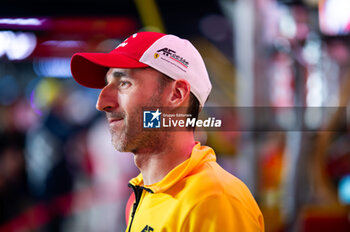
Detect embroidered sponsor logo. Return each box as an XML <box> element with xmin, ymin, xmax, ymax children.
<box><xmin>155</xmin><ymin>47</ymin><xmax>189</xmax><ymax>68</ymax></box>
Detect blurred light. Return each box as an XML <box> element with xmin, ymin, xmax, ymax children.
<box><xmin>13</xmin><ymin>99</ymin><xmax>40</xmax><ymax>131</ymax></box>
<box><xmin>30</xmin><ymin>89</ymin><xmax>42</xmax><ymax>116</ymax></box>
<box><xmin>304</xmin><ymin>107</ymin><xmax>322</xmax><ymax>129</ymax></box>
<box><xmin>26</xmin><ymin>129</ymin><xmax>58</xmax><ymax>196</ymax></box>
<box><xmin>302</xmin><ymin>40</ymin><xmax>321</xmax><ymax>65</ymax></box>
<box><xmin>64</xmin><ymin>90</ymin><xmax>97</xmax><ymax>125</ymax></box>
<box><xmin>35</xmin><ymin>79</ymin><xmax>61</xmax><ymax>108</ymax></box>
<box><xmin>320</xmin><ymin>0</ymin><xmax>350</xmax><ymax>35</ymax></box>
<box><xmin>339</xmin><ymin>175</ymin><xmax>350</xmax><ymax>204</ymax></box>
<box><xmin>140</xmin><ymin>26</ymin><xmax>163</xmax><ymax>33</ymax></box>
<box><xmin>33</xmin><ymin>58</ymin><xmax>72</xmax><ymax>78</ymax></box>
<box><xmin>270</xmin><ymin>56</ymin><xmax>294</xmax><ymax>107</ymax></box>
<box><xmin>0</xmin><ymin>18</ymin><xmax>45</xmax><ymax>26</ymax></box>
<box><xmin>41</xmin><ymin>40</ymin><xmax>86</xmax><ymax>48</ymax></box>
<box><xmin>306</xmin><ymin>71</ymin><xmax>323</xmax><ymax>106</ymax></box>
<box><xmin>279</xmin><ymin>12</ymin><xmax>296</xmax><ymax>38</ymax></box>
<box><xmin>199</xmin><ymin>14</ymin><xmax>231</xmax><ymax>41</ymax></box>
<box><xmin>0</xmin><ymin>31</ymin><xmax>37</xmax><ymax>60</ymax></box>
<box><xmin>134</xmin><ymin>0</ymin><xmax>165</xmax><ymax>33</ymax></box>
<box><xmin>276</xmin><ymin>108</ymin><xmax>296</xmax><ymax>130</ymax></box>
<box><xmin>0</xmin><ymin>75</ymin><xmax>19</xmax><ymax>105</ymax></box>
<box><xmin>30</xmin><ymin>78</ymin><xmax>62</xmax><ymax>115</ymax></box>
<box><xmin>0</xmin><ymin>31</ymin><xmax>12</xmax><ymax>57</ymax></box>
<box><xmin>7</xmin><ymin>32</ymin><xmax>37</xmax><ymax>60</ymax></box>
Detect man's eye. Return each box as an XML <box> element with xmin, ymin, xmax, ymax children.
<box><xmin>119</xmin><ymin>81</ymin><xmax>131</xmax><ymax>88</ymax></box>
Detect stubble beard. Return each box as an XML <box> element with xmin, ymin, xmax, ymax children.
<box><xmin>110</xmin><ymin>97</ymin><xmax>163</xmax><ymax>153</ymax></box>
<box><xmin>110</xmin><ymin>107</ymin><xmax>144</xmax><ymax>152</ymax></box>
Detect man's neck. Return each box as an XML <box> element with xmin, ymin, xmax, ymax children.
<box><xmin>133</xmin><ymin>131</ymin><xmax>196</xmax><ymax>186</ymax></box>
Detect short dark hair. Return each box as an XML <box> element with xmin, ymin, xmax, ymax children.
<box><xmin>157</xmin><ymin>72</ymin><xmax>200</xmax><ymax>131</ymax></box>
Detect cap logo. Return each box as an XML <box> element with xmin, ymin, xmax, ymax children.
<box><xmin>154</xmin><ymin>53</ymin><xmax>159</xmax><ymax>59</ymax></box>
<box><xmin>156</xmin><ymin>47</ymin><xmax>189</xmax><ymax>69</ymax></box>
<box><xmin>115</xmin><ymin>33</ymin><xmax>138</xmax><ymax>49</ymax></box>
<box><xmin>116</xmin><ymin>42</ymin><xmax>128</xmax><ymax>49</ymax></box>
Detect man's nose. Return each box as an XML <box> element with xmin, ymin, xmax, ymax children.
<box><xmin>96</xmin><ymin>85</ymin><xmax>118</xmax><ymax>112</ymax></box>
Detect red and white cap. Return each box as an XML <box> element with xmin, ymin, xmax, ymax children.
<box><xmin>70</xmin><ymin>32</ymin><xmax>211</xmax><ymax>107</ymax></box>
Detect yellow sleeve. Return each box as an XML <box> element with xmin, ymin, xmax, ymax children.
<box><xmin>181</xmin><ymin>195</ymin><xmax>264</xmax><ymax>232</ymax></box>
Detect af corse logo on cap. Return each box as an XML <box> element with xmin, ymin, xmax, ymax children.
<box><xmin>154</xmin><ymin>48</ymin><xmax>189</xmax><ymax>68</ymax></box>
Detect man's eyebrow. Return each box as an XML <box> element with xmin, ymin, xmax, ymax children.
<box><xmin>104</xmin><ymin>70</ymin><xmax>128</xmax><ymax>84</ymax></box>
<box><xmin>113</xmin><ymin>71</ymin><xmax>127</xmax><ymax>78</ymax></box>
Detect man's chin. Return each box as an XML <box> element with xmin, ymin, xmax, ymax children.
<box><xmin>112</xmin><ymin>137</ymin><xmax>134</xmax><ymax>152</ymax></box>
<box><xmin>112</xmin><ymin>140</ymin><xmax>127</xmax><ymax>152</ymax></box>
<box><xmin>112</xmin><ymin>144</ymin><xmax>127</xmax><ymax>153</ymax></box>
<box><xmin>110</xmin><ymin>134</ymin><xmax>124</xmax><ymax>151</ymax></box>
<box><xmin>115</xmin><ymin>146</ymin><xmax>127</xmax><ymax>152</ymax></box>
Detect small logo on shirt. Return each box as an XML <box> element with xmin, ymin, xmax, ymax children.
<box><xmin>141</xmin><ymin>225</ymin><xmax>154</xmax><ymax>232</ymax></box>
<box><xmin>143</xmin><ymin>109</ymin><xmax>161</xmax><ymax>128</ymax></box>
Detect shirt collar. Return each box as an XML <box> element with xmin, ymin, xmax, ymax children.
<box><xmin>128</xmin><ymin>142</ymin><xmax>216</xmax><ymax>193</ymax></box>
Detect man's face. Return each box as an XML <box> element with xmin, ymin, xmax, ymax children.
<box><xmin>96</xmin><ymin>68</ymin><xmax>167</xmax><ymax>152</ymax></box>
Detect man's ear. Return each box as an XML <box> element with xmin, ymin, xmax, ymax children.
<box><xmin>168</xmin><ymin>79</ymin><xmax>191</xmax><ymax>107</ymax></box>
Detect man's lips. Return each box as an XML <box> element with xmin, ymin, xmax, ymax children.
<box><xmin>107</xmin><ymin>117</ymin><xmax>124</xmax><ymax>129</ymax></box>
<box><xmin>108</xmin><ymin>117</ymin><xmax>123</xmax><ymax>124</ymax></box>
<box><xmin>106</xmin><ymin>112</ymin><xmax>125</xmax><ymax>128</ymax></box>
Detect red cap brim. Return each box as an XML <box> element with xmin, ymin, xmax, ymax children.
<box><xmin>71</xmin><ymin>53</ymin><xmax>148</xmax><ymax>89</ymax></box>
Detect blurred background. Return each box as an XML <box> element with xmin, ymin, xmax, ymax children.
<box><xmin>0</xmin><ymin>0</ymin><xmax>350</xmax><ymax>231</ymax></box>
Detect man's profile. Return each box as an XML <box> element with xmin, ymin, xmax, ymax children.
<box><xmin>71</xmin><ymin>32</ymin><xmax>264</xmax><ymax>231</ymax></box>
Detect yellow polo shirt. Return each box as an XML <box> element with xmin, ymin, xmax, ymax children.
<box><xmin>126</xmin><ymin>143</ymin><xmax>264</xmax><ymax>232</ymax></box>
